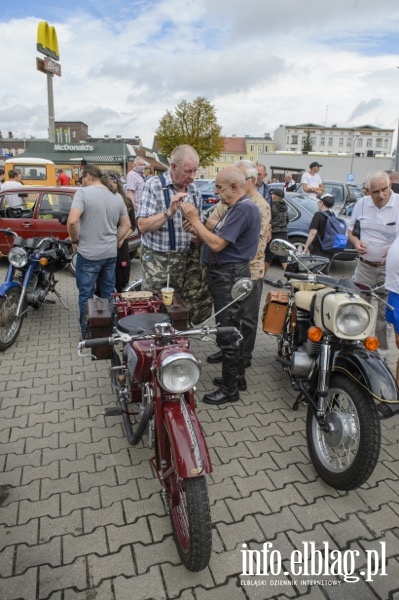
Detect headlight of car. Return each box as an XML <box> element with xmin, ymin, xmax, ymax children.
<box><xmin>157</xmin><ymin>352</ymin><xmax>201</xmax><ymax>393</ymax></box>
<box><xmin>336</xmin><ymin>304</ymin><xmax>371</xmax><ymax>336</ymax></box>
<box><xmin>8</xmin><ymin>247</ymin><xmax>28</xmax><ymax>268</ymax></box>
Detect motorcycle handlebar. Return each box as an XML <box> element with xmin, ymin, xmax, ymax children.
<box><xmin>79</xmin><ymin>337</ymin><xmax>114</xmax><ymax>349</ymax></box>
<box><xmin>284</xmin><ymin>272</ymin><xmax>314</xmax><ymax>281</ymax></box>
<box><xmin>0</xmin><ymin>228</ymin><xmax>17</xmax><ymax>237</ymax></box>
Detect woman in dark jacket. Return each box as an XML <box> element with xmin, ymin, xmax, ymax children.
<box><xmin>263</xmin><ymin>188</ymin><xmax>289</xmax><ymax>276</ymax></box>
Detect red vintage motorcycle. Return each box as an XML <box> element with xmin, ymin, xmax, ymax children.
<box><xmin>78</xmin><ymin>279</ymin><xmax>252</xmax><ymax>571</ymax></box>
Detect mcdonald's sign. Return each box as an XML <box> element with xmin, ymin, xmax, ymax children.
<box><xmin>37</xmin><ymin>21</ymin><xmax>59</xmax><ymax>61</ymax></box>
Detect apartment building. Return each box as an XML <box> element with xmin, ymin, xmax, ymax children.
<box><xmin>208</xmin><ymin>134</ymin><xmax>276</xmax><ymax>176</ymax></box>
<box><xmin>273</xmin><ymin>124</ymin><xmax>394</xmax><ymax>157</ymax></box>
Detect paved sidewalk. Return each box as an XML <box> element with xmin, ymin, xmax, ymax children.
<box><xmin>0</xmin><ymin>258</ymin><xmax>399</xmax><ymax>600</ymax></box>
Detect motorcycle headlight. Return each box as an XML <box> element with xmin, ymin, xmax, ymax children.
<box><xmin>157</xmin><ymin>352</ymin><xmax>201</xmax><ymax>393</ymax></box>
<box><xmin>8</xmin><ymin>247</ymin><xmax>28</xmax><ymax>268</ymax></box>
<box><xmin>336</xmin><ymin>304</ymin><xmax>371</xmax><ymax>336</ymax></box>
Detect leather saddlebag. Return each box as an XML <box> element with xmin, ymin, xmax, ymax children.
<box><xmin>262</xmin><ymin>291</ymin><xmax>289</xmax><ymax>335</ymax></box>
<box><xmin>86</xmin><ymin>298</ymin><xmax>112</xmax><ymax>360</ymax></box>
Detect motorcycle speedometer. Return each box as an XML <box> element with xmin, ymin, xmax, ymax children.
<box><xmin>157</xmin><ymin>352</ymin><xmax>201</xmax><ymax>393</ymax></box>
<box><xmin>8</xmin><ymin>247</ymin><xmax>28</xmax><ymax>268</ymax></box>
<box><xmin>336</xmin><ymin>304</ymin><xmax>370</xmax><ymax>336</ymax></box>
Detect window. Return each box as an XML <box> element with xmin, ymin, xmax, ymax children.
<box><xmin>384</xmin><ymin>139</ymin><xmax>388</xmax><ymax>148</ymax></box>
<box><xmin>366</xmin><ymin>138</ymin><xmax>372</xmax><ymax>147</ymax></box>
<box><xmin>264</xmin><ymin>146</ymin><xmax>269</xmax><ymax>152</ymax></box>
<box><xmin>356</xmin><ymin>138</ymin><xmax>363</xmax><ymax>147</ymax></box>
<box><xmin>347</xmin><ymin>138</ymin><xmax>352</xmax><ymax>147</ymax></box>
<box><xmin>291</xmin><ymin>135</ymin><xmax>298</xmax><ymax>144</ymax></box>
<box><xmin>249</xmin><ymin>156</ymin><xmax>254</xmax><ymax>162</ymax></box>
<box><xmin>376</xmin><ymin>138</ymin><xmax>382</xmax><ymax>147</ymax></box>
<box><xmin>310</xmin><ymin>137</ymin><xmax>316</xmax><ymax>145</ymax></box>
<box><xmin>239</xmin><ymin>156</ymin><xmax>244</xmax><ymax>160</ymax></box>
<box><xmin>286</xmin><ymin>136</ymin><xmax>289</xmax><ymax>144</ymax></box>
<box><xmin>320</xmin><ymin>137</ymin><xmax>325</xmax><ymax>146</ymax></box>
<box><xmin>339</xmin><ymin>138</ymin><xmax>344</xmax><ymax>147</ymax></box>
<box><xmin>258</xmin><ymin>145</ymin><xmax>263</xmax><ymax>152</ymax></box>
<box><xmin>230</xmin><ymin>156</ymin><xmax>234</xmax><ymax>162</ymax></box>
<box><xmin>39</xmin><ymin>193</ymin><xmax>72</xmax><ymax>218</ymax></box>
<box><xmin>72</xmin><ymin>130</ymin><xmax>77</xmax><ymax>139</ymax></box>
<box><xmin>250</xmin><ymin>145</ymin><xmax>254</xmax><ymax>151</ymax></box>
<box><xmin>328</xmin><ymin>138</ymin><xmax>333</xmax><ymax>146</ymax></box>
<box><xmin>221</xmin><ymin>156</ymin><xmax>226</xmax><ymax>162</ymax></box>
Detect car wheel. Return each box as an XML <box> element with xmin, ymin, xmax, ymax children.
<box><xmin>288</xmin><ymin>236</ymin><xmax>307</xmax><ymax>253</ymax></box>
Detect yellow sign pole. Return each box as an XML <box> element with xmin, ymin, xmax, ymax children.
<box><xmin>36</xmin><ymin>21</ymin><xmax>61</xmax><ymax>143</ymax></box>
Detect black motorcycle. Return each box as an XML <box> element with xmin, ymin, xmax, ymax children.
<box><xmin>0</xmin><ymin>227</ymin><xmax>72</xmax><ymax>350</ymax></box>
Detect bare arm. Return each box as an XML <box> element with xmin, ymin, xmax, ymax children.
<box><xmin>303</xmin><ymin>228</ymin><xmax>318</xmax><ymax>253</ymax></box>
<box><xmin>181</xmin><ymin>204</ymin><xmax>229</xmax><ymax>252</ymax></box>
<box><xmin>67</xmin><ymin>207</ymin><xmax>82</xmax><ymax>246</ymax></box>
<box><xmin>347</xmin><ymin>230</ymin><xmax>367</xmax><ymax>254</ymax></box>
<box><xmin>117</xmin><ymin>214</ymin><xmax>132</xmax><ymax>244</ymax></box>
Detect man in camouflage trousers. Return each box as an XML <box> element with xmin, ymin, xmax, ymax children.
<box><xmin>205</xmin><ymin>160</ymin><xmax>271</xmax><ymax>368</ymax></box>
<box><xmin>137</xmin><ymin>145</ymin><xmax>202</xmax><ymax>294</ymax></box>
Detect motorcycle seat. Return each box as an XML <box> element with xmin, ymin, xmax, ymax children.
<box><xmin>117</xmin><ymin>313</ymin><xmax>171</xmax><ymax>335</ymax></box>
<box><xmin>291</xmin><ymin>281</ymin><xmax>325</xmax><ymax>291</ymax></box>
<box><xmin>294</xmin><ymin>290</ymin><xmax>318</xmax><ymax>311</ymax></box>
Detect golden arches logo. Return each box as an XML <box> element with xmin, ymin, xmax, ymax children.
<box><xmin>37</xmin><ymin>21</ymin><xmax>59</xmax><ymax>61</ymax></box>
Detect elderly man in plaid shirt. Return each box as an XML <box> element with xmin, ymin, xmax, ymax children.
<box><xmin>136</xmin><ymin>144</ymin><xmax>202</xmax><ymax>295</ymax></box>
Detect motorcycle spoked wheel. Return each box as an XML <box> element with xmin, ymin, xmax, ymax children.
<box><xmin>0</xmin><ymin>288</ymin><xmax>24</xmax><ymax>351</ymax></box>
<box><xmin>306</xmin><ymin>373</ymin><xmax>381</xmax><ymax>490</ymax></box>
<box><xmin>163</xmin><ymin>431</ymin><xmax>212</xmax><ymax>571</ymax></box>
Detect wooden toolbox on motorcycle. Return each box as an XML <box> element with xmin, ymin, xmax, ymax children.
<box><xmin>262</xmin><ymin>291</ymin><xmax>290</xmax><ymax>335</ymax></box>
<box><xmin>86</xmin><ymin>298</ymin><xmax>112</xmax><ymax>360</ymax></box>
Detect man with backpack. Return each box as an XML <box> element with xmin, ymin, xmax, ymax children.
<box><xmin>303</xmin><ymin>193</ymin><xmax>347</xmax><ymax>257</ymax></box>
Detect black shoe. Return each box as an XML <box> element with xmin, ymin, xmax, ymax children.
<box><xmin>207</xmin><ymin>350</ymin><xmax>223</xmax><ymax>364</ymax></box>
<box><xmin>213</xmin><ymin>376</ymin><xmax>247</xmax><ymax>391</ymax></box>
<box><xmin>203</xmin><ymin>387</ymin><xmax>240</xmax><ymax>405</ymax></box>
<box><xmin>243</xmin><ymin>358</ymin><xmax>252</xmax><ymax>369</ymax></box>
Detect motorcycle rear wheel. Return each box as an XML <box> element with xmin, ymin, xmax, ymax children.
<box><xmin>306</xmin><ymin>373</ymin><xmax>381</xmax><ymax>490</ymax></box>
<box><xmin>0</xmin><ymin>288</ymin><xmax>24</xmax><ymax>351</ymax></box>
<box><xmin>164</xmin><ymin>435</ymin><xmax>212</xmax><ymax>571</ymax></box>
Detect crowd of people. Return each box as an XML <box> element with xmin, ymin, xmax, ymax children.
<box><xmin>2</xmin><ymin>151</ymin><xmax>399</xmax><ymax>395</ymax></box>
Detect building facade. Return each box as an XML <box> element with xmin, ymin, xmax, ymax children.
<box><xmin>208</xmin><ymin>134</ymin><xmax>275</xmax><ymax>176</ymax></box>
<box><xmin>273</xmin><ymin>124</ymin><xmax>394</xmax><ymax>158</ymax></box>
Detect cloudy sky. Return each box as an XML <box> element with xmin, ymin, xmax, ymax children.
<box><xmin>1</xmin><ymin>0</ymin><xmax>399</xmax><ymax>149</ymax></box>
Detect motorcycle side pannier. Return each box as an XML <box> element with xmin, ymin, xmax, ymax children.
<box><xmin>262</xmin><ymin>291</ymin><xmax>290</xmax><ymax>335</ymax></box>
<box><xmin>86</xmin><ymin>298</ymin><xmax>112</xmax><ymax>360</ymax></box>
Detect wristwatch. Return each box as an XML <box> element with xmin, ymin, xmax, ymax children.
<box><xmin>163</xmin><ymin>209</ymin><xmax>172</xmax><ymax>220</ymax></box>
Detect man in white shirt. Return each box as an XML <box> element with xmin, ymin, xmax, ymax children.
<box><xmin>301</xmin><ymin>162</ymin><xmax>324</xmax><ymax>200</ymax></box>
<box><xmin>348</xmin><ymin>170</ymin><xmax>399</xmax><ymax>351</ymax></box>
<box><xmin>126</xmin><ymin>157</ymin><xmax>149</xmax><ymax>212</ymax></box>
<box><xmin>0</xmin><ymin>170</ymin><xmax>23</xmax><ymax>207</ymax></box>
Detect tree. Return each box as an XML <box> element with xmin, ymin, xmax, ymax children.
<box><xmin>155</xmin><ymin>97</ymin><xmax>224</xmax><ymax>166</ymax></box>
<box><xmin>302</xmin><ymin>132</ymin><xmax>313</xmax><ymax>153</ymax></box>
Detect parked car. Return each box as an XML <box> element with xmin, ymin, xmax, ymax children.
<box><xmin>198</xmin><ymin>180</ymin><xmax>219</xmax><ymax>210</ymax></box>
<box><xmin>296</xmin><ymin>179</ymin><xmax>363</xmax><ymax>214</ymax></box>
<box><xmin>0</xmin><ymin>186</ymin><xmax>140</xmax><ymax>260</ymax></box>
<box><xmin>194</xmin><ymin>178</ymin><xmax>213</xmax><ymax>189</ymax></box>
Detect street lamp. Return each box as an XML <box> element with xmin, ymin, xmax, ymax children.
<box><xmin>349</xmin><ymin>134</ymin><xmax>361</xmax><ymax>179</ymax></box>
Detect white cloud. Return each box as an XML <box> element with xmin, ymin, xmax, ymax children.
<box><xmin>1</xmin><ymin>0</ymin><xmax>399</xmax><ymax>147</ymax></box>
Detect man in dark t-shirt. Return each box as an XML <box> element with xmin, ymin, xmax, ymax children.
<box><xmin>303</xmin><ymin>193</ymin><xmax>336</xmax><ymax>257</ymax></box>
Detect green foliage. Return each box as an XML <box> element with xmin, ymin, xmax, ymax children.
<box><xmin>155</xmin><ymin>97</ymin><xmax>224</xmax><ymax>167</ymax></box>
<box><xmin>302</xmin><ymin>131</ymin><xmax>313</xmax><ymax>153</ymax></box>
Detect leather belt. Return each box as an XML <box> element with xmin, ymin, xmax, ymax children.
<box><xmin>359</xmin><ymin>256</ymin><xmax>383</xmax><ymax>268</ymax></box>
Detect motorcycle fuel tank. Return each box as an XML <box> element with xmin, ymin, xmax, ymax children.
<box><xmin>313</xmin><ymin>288</ymin><xmax>375</xmax><ymax>339</ymax></box>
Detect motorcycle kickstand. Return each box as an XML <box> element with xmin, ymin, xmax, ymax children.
<box><xmin>293</xmin><ymin>393</ymin><xmax>307</xmax><ymax>411</ymax></box>
<box><xmin>49</xmin><ymin>288</ymin><xmax>69</xmax><ymax>310</ymax></box>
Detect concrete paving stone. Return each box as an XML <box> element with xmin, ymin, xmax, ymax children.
<box><xmin>0</xmin><ymin>567</ymin><xmax>37</xmax><ymax>600</ymax></box>
<box><xmin>2</xmin><ymin>479</ymin><xmax>41</xmax><ymax>508</ymax></box>
<box><xmin>22</xmin><ymin>461</ymin><xmax>59</xmax><ymax>485</ymax></box>
<box><xmin>255</xmin><ymin>505</ymin><xmax>304</xmax><ymax>541</ymax></box>
<box><xmin>0</xmin><ymin>406</ymin><xmax>16</xmax><ymax>420</ymax></box>
<box><xmin>123</xmin><ymin>495</ymin><xmax>166</xmax><ymax>524</ymax></box>
<box><xmin>136</xmin><ymin>476</ymin><xmax>163</xmax><ymax>501</ymax></box>
<box><xmin>28</xmin><ymin>410</ymin><xmax>59</xmax><ymax>428</ymax></box>
<box><xmin>221</xmin><ymin>426</ymin><xmax>259</xmax><ymax>446</ymax></box>
<box><xmin>112</xmin><ymin>566</ymin><xmax>165</xmax><ymax>600</ymax></box>
<box><xmin>290</xmin><ymin>498</ymin><xmax>342</xmax><ymax>531</ymax></box>
<box><xmin>79</xmin><ymin>466</ymin><xmax>117</xmax><ymax>492</ymax></box>
<box><xmin>0</xmin><ymin>455</ymin><xmax>5</xmax><ymax>472</ymax></box>
<box><xmin>14</xmin><ymin>403</ymin><xmax>45</xmax><ymax>418</ymax></box>
<box><xmin>260</xmin><ymin>483</ymin><xmax>307</xmax><ymax>513</ymax></box>
<box><xmin>356</xmin><ymin>481</ymin><xmax>399</xmax><ymax>511</ymax></box>
<box><xmin>72</xmin><ymin>416</ymin><xmax>104</xmax><ymax>433</ymax></box>
<box><xmin>228</xmin><ymin>414</ymin><xmax>265</xmax><ymax>431</ymax></box>
<box><xmin>63</xmin><ymin>528</ymin><xmax>108</xmax><ymax>564</ymax></box>
<box><xmin>226</xmin><ymin>491</ymin><xmax>271</xmax><ymax>522</ymax></box>
<box><xmin>0</xmin><ymin>519</ymin><xmax>39</xmax><ymax>551</ymax></box>
<box><xmin>39</xmin><ymin>511</ymin><xmax>83</xmax><ymax>544</ymax></box>
<box><xmin>208</xmin><ymin>478</ymin><xmax>242</xmax><ymax>505</ymax></box>
<box><xmin>324</xmin><ymin>513</ymin><xmax>374</xmax><ymax>548</ymax></box>
<box><xmin>0</xmin><ymin>391</ymin><xmax>20</xmax><ymax>408</ymax></box>
<box><xmin>107</xmin><ymin>519</ymin><xmax>152</xmax><ymax>553</ymax></box>
<box><xmin>147</xmin><ymin>513</ymin><xmax>178</xmax><ymax>544</ymax></box>
<box><xmin>363</xmin><ymin>462</ymin><xmax>398</xmax><ymax>488</ymax></box>
<box><xmin>61</xmin><ymin>487</ymin><xmax>101</xmax><ymax>516</ymax></box>
<box><xmin>63</xmin><ymin>579</ymin><xmax>114</xmax><ymax>600</ymax></box>
<box><xmin>210</xmin><ymin>498</ymin><xmax>235</xmax><ymax>525</ymax></box>
<box><xmin>76</xmin><ymin>438</ymin><xmax>112</xmax><ymax>460</ymax></box>
<box><xmin>367</xmin><ymin>556</ymin><xmax>399</xmax><ymax>600</ymax></box>
<box><xmin>196</xmin><ymin>577</ymin><xmax>247</xmax><ymax>600</ymax></box>
<box><xmin>41</xmin><ymin>473</ymin><xmax>80</xmax><ymax>500</ymax></box>
<box><xmin>94</xmin><ymin>448</ymin><xmax>132</xmax><ymax>471</ymax></box>
<box><xmin>5</xmin><ymin>377</ymin><xmax>36</xmax><ymax>391</ymax></box>
<box><xmin>25</xmin><ymin>432</ymin><xmax>59</xmax><ymax>453</ymax></box>
<box><xmin>161</xmin><ymin>562</ymin><xmax>214</xmax><ymax>599</ymax></box>
<box><xmin>267</xmin><ymin>465</ymin><xmax>311</xmax><ymax>489</ymax></box>
<box><xmin>88</xmin><ymin>545</ymin><xmax>135</xmax><ymax>586</ymax></box>
<box><xmin>272</xmin><ymin>431</ymin><xmax>308</xmax><ymax>453</ymax></box>
<box><xmin>39</xmin><ymin>556</ymin><xmax>87</xmax><ymax>599</ymax></box>
<box><xmin>207</xmin><ymin>547</ymin><xmax>243</xmax><ymax>586</ymax></box>
<box><xmin>59</xmin><ymin>429</ymin><xmax>92</xmax><ymax>448</ymax></box>
<box><xmin>0</xmin><ymin>467</ymin><xmax>22</xmax><ymax>487</ymax></box>
<box><xmin>91</xmin><ymin>423</ymin><xmax>124</xmax><ymax>442</ymax></box>
<box><xmin>293</xmin><ymin>480</ymin><xmax>340</xmax><ymax>504</ymax></box>
<box><xmin>209</xmin><ymin>458</ymin><xmax>247</xmax><ymax>485</ymax></box>
<box><xmin>0</xmin><ymin>414</ymin><xmax>28</xmax><ymax>432</ymax></box>
<box><xmin>202</xmin><ymin>417</ymin><xmax>234</xmax><ymax>435</ymax></box>
<box><xmin>319</xmin><ymin>578</ymin><xmax>381</xmax><ymax>600</ymax></box>
<box><xmin>43</xmin><ymin>418</ymin><xmax>75</xmax><ymax>437</ymax></box>
<box><xmin>15</xmin><ymin>536</ymin><xmax>62</xmax><ymax>575</ymax></box>
<box><xmin>115</xmin><ymin>461</ymin><xmax>154</xmax><ymax>484</ymax></box>
<box><xmin>215</xmin><ymin>441</ymin><xmax>255</xmax><ymax>463</ymax></box>
<box><xmin>359</xmin><ymin>529</ymin><xmax>399</xmax><ymax>559</ymax></box>
<box><xmin>324</xmin><ymin>491</ymin><xmax>370</xmax><ymax>520</ymax></box>
<box><xmin>244</xmin><ymin>437</ymin><xmax>285</xmax><ymax>459</ymax></box>
<box><xmin>19</xmin><ymin>494</ymin><xmax>61</xmax><ymax>526</ymax></box>
<box><xmin>217</xmin><ymin>515</ymin><xmax>265</xmax><ymax>552</ymax></box>
<box><xmin>58</xmin><ymin>406</ymin><xmax>90</xmax><ymax>423</ymax></box>
<box><xmin>202</xmin><ymin>430</ymin><xmax>229</xmax><ymax>449</ymax></box>
<box><xmin>100</xmin><ymin>480</ymin><xmax>140</xmax><ymax>508</ymax></box>
<box><xmin>42</xmin><ymin>444</ymin><xmax>77</xmax><ymax>467</ymax></box>
<box><xmin>83</xmin><ymin>503</ymin><xmax>125</xmax><ymax>534</ymax></box>
<box><xmin>0</xmin><ymin>438</ymin><xmax>26</xmax><ymax>456</ymax></box>
<box><xmin>134</xmin><ymin>535</ymin><xmax>181</xmax><ymax>573</ymax></box>
<box><xmin>234</xmin><ymin>470</ymin><xmax>274</xmax><ymax>497</ymax></box>
<box><xmin>0</xmin><ymin>545</ymin><xmax>14</xmax><ymax>578</ymax></box>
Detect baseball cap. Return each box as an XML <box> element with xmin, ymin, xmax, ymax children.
<box><xmin>309</xmin><ymin>161</ymin><xmax>322</xmax><ymax>169</ymax></box>
<box><xmin>317</xmin><ymin>193</ymin><xmax>335</xmax><ymax>208</ymax></box>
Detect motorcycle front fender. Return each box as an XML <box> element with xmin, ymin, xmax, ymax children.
<box><xmin>0</xmin><ymin>280</ymin><xmax>22</xmax><ymax>297</ymax></box>
<box><xmin>163</xmin><ymin>398</ymin><xmax>212</xmax><ymax>478</ymax></box>
<box><xmin>333</xmin><ymin>349</ymin><xmax>399</xmax><ymax>418</ymax></box>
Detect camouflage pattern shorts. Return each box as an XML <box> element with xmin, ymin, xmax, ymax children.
<box><xmin>140</xmin><ymin>247</ymin><xmax>188</xmax><ymax>295</ymax></box>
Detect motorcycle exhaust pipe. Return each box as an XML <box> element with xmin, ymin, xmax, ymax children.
<box><xmin>117</xmin><ymin>391</ymin><xmax>154</xmax><ymax>446</ymax></box>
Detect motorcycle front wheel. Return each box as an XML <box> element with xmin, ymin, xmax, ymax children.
<box><xmin>306</xmin><ymin>373</ymin><xmax>381</xmax><ymax>490</ymax></box>
<box><xmin>164</xmin><ymin>434</ymin><xmax>212</xmax><ymax>571</ymax></box>
<box><xmin>0</xmin><ymin>288</ymin><xmax>24</xmax><ymax>351</ymax></box>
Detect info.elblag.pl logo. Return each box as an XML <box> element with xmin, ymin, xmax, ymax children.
<box><xmin>240</xmin><ymin>541</ymin><xmax>388</xmax><ymax>585</ymax></box>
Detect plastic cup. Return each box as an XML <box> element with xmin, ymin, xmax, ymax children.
<box><xmin>161</xmin><ymin>287</ymin><xmax>174</xmax><ymax>306</ymax></box>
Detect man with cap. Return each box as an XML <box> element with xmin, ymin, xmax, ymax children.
<box><xmin>303</xmin><ymin>192</ymin><xmax>335</xmax><ymax>256</ymax></box>
<box><xmin>301</xmin><ymin>162</ymin><xmax>324</xmax><ymax>200</ymax></box>
<box><xmin>263</xmin><ymin>187</ymin><xmax>289</xmax><ymax>277</ymax></box>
